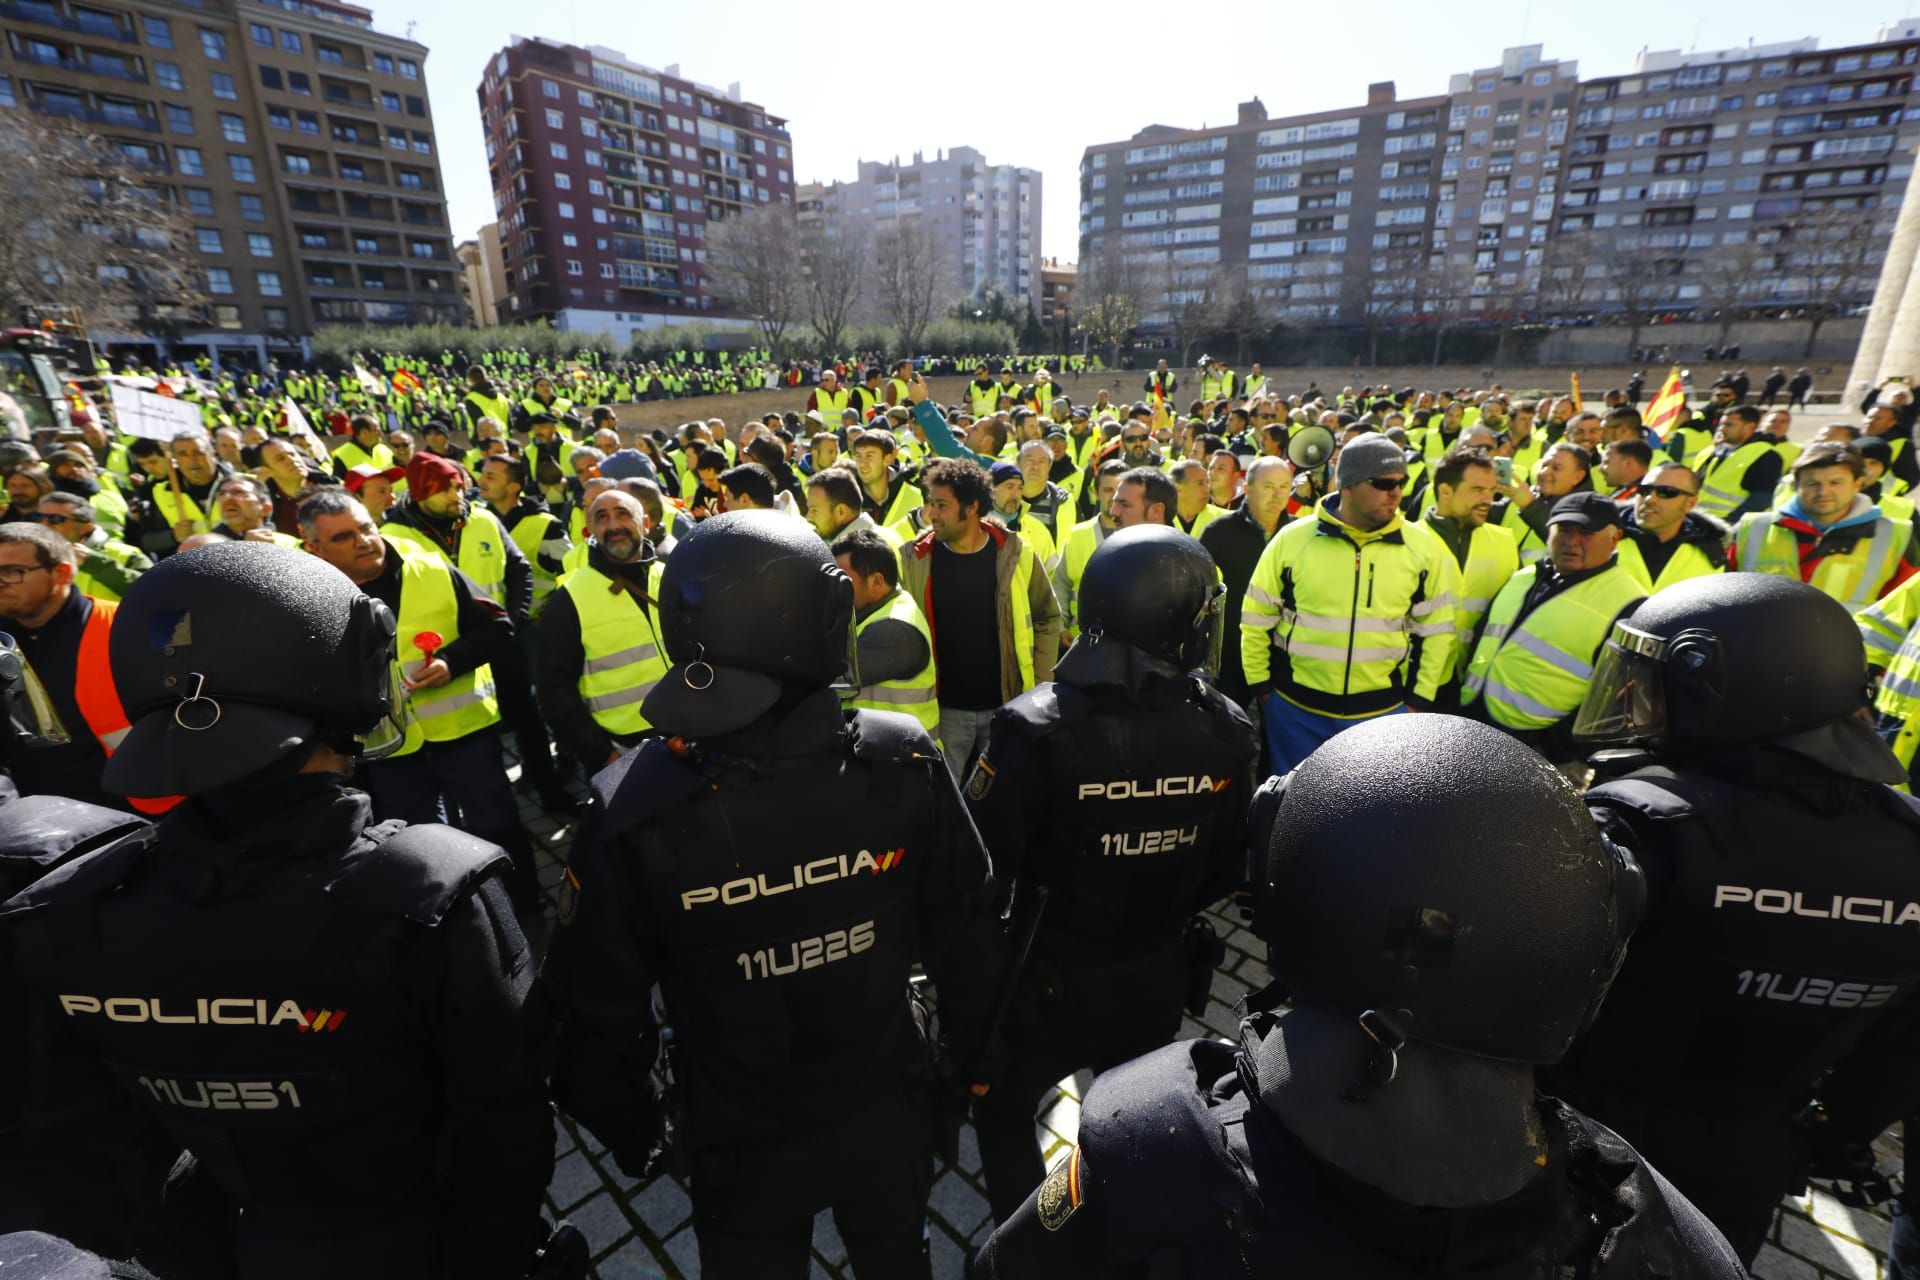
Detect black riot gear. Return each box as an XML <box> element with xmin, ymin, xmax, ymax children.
<box><xmin>1261</xmin><ymin>713</ymin><xmax>1642</xmax><ymax>1064</ymax></box>
<box><xmin>962</xmin><ymin>616</ymin><xmax>1257</xmax><ymax>1222</ymax></box>
<box><xmin>1</xmin><ymin>542</ymin><xmax>556</xmax><ymax>1280</ymax></box>
<box><xmin>103</xmin><ymin>542</ymin><xmax>400</xmax><ymax>797</ymax></box>
<box><xmin>546</xmin><ymin>520</ymin><xmax>1001</xmax><ymax>1278</ymax></box>
<box><xmin>1575</xmin><ymin>574</ymin><xmax>1895</xmax><ymax>779</ymax></box>
<box><xmin>970</xmin><ymin>711</ymin><xmax>1743</xmax><ymax>1280</ymax></box>
<box><xmin>641</xmin><ymin>510</ymin><xmax>855</xmax><ymax>738</ymax></box>
<box><xmin>1551</xmin><ymin>573</ymin><xmax>1920</xmax><ymax>1264</ymax></box>
<box><xmin>1053</xmin><ymin>525</ymin><xmax>1223</xmax><ymax>692</ymax></box>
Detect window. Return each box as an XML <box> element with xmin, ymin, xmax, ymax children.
<box><xmin>268</xmin><ymin>106</ymin><xmax>290</xmax><ymax>130</ymax></box>
<box><xmin>229</xmin><ymin>154</ymin><xmax>255</xmax><ymax>182</ymax></box>
<box><xmin>296</xmin><ymin>111</ymin><xmax>318</xmax><ymax>136</ymax></box>
<box><xmin>249</xmin><ymin>22</ymin><xmax>273</xmax><ymax>47</ymax></box>
<box><xmin>184</xmin><ymin>188</ymin><xmax>214</xmax><ymax>216</ymax></box>
<box><xmin>398</xmin><ymin>59</ymin><xmax>419</xmax><ymax>81</ymax></box>
<box><xmin>374</xmin><ymin>53</ymin><xmax>394</xmax><ymax>75</ymax></box>
<box><xmin>554</xmin><ymin>172</ymin><xmax>572</xmax><ymax>189</ymax></box>
<box><xmin>143</xmin><ymin>16</ymin><xmax>172</xmax><ymax>47</ymax></box>
<box><xmin>177</xmin><ymin>147</ymin><xmax>205</xmax><ymax>176</ymax></box>
<box><xmin>566</xmin><ymin>259</ymin><xmax>583</xmax><ymax>275</ymax></box>
<box><xmin>257</xmin><ymin>66</ymin><xmax>284</xmax><ymax>90</ymax></box>
<box><xmin>558</xmin><ymin>202</ymin><xmax>575</xmax><ymax>218</ymax></box>
<box><xmin>256</xmin><ymin>271</ymin><xmax>283</xmax><ymax>297</ymax></box>
<box><xmin>246</xmin><ymin>233</ymin><xmax>273</xmax><ymax>258</ymax></box>
<box><xmin>238</xmin><ymin>194</ymin><xmax>265</xmax><ymax>222</ymax></box>
<box><xmin>600</xmin><ymin>263</ymin><xmax>615</xmax><ymax>279</ymax></box>
<box><xmin>550</xmin><ymin>142</ymin><xmax>569</xmax><ymax>159</ymax></box>
<box><xmin>405</xmin><ymin>96</ymin><xmax>424</xmax><ymax>117</ymax></box>
<box><xmin>1532</xmin><ymin>70</ymin><xmax>1552</xmax><ymax>85</ymax></box>
<box><xmin>587</xmin><ymin>178</ymin><xmax>604</xmax><ymax>196</ymax></box>
<box><xmin>0</xmin><ymin>76</ymin><xmax>13</xmax><ymax>108</ymax></box>
<box><xmin>541</xmin><ymin>79</ymin><xmax>559</xmax><ymax>98</ymax></box>
<box><xmin>581</xmin><ymin>118</ymin><xmax>597</xmax><ymax>137</ymax></box>
<box><xmin>155</xmin><ymin>60</ymin><xmax>183</xmax><ymax>90</ymax></box>
<box><xmin>560</xmin><ymin>233</ymin><xmax>578</xmax><ymax>247</ymax></box>
<box><xmin>219</xmin><ymin>113</ymin><xmax>247</xmax><ymax>143</ymax></box>
<box><xmin>412</xmin><ymin>134</ymin><xmax>432</xmax><ymax>154</ymax></box>
<box><xmin>280</xmin><ymin>31</ymin><xmax>302</xmax><ymax>52</ymax></box>
<box><xmin>210</xmin><ymin>73</ymin><xmax>237</xmax><ymax>101</ymax></box>
<box><xmin>283</xmin><ymin>153</ymin><xmax>312</xmax><ymax>175</ymax></box>
<box><xmin>546</xmin><ymin>108</ymin><xmax>565</xmax><ymax>128</ymax></box>
<box><xmin>165</xmin><ymin>104</ymin><xmax>194</xmax><ymax>135</ymax></box>
<box><xmin>338</xmin><ymin>160</ymin><xmax>363</xmax><ymax>180</ymax></box>
<box><xmin>396</xmin><ymin>170</ymin><xmax>422</xmax><ymax>190</ymax></box>
<box><xmin>206</xmin><ymin>268</ymin><xmax>234</xmax><ymax>295</ymax></box>
<box><xmin>381</xmin><ymin>92</ymin><xmax>401</xmax><ymax>112</ymax></box>
<box><xmin>199</xmin><ymin>28</ymin><xmax>227</xmax><ymax>60</ymax></box>
<box><xmin>196</xmin><ymin>228</ymin><xmax>224</xmax><ymax>254</ymax></box>
<box><xmin>316</xmin><ymin>44</ymin><xmax>344</xmax><ymax>67</ymax></box>
<box><xmin>354</xmin><ymin>235</ymin><xmax>378</xmax><ymax>253</ymax></box>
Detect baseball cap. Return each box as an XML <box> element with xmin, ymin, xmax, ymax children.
<box><xmin>343</xmin><ymin>463</ymin><xmax>405</xmax><ymax>493</ymax></box>
<box><xmin>1547</xmin><ymin>491</ymin><xmax>1625</xmax><ymax>531</ymax></box>
<box><xmin>989</xmin><ymin>461</ymin><xmax>1022</xmax><ymax>485</ymax></box>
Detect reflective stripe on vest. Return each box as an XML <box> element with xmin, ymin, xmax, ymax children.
<box><xmin>506</xmin><ymin>509</ymin><xmax>561</xmax><ymax>609</ymax></box>
<box><xmin>1461</xmin><ymin>565</ymin><xmax>1646</xmax><ymax>730</ymax></box>
<box><xmin>464</xmin><ymin>391</ymin><xmax>512</xmax><ymax>426</ymax></box>
<box><xmin>393</xmin><ymin>554</ymin><xmax>498</xmax><ymax>754</ymax></box>
<box><xmin>563</xmin><ymin>561</ymin><xmax>667</xmax><ymax>737</ymax></box>
<box><xmin>1737</xmin><ymin>511</ymin><xmax>1905</xmax><ymax>611</ymax></box>
<box><xmin>813</xmin><ymin>386</ymin><xmax>851</xmax><ymax>420</ymax></box>
<box><xmin>384</xmin><ymin>511</ymin><xmax>510</xmax><ymax>604</ymax></box>
<box><xmin>847</xmin><ymin>588</ymin><xmax>940</xmax><ymax>737</ymax></box>
<box><xmin>1694</xmin><ymin>440</ymin><xmax>1776</xmax><ymax>519</ymax></box>
<box><xmin>1615</xmin><ymin>536</ymin><xmax>1723</xmax><ymax>594</ymax></box>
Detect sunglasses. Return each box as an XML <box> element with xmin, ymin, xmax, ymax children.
<box><xmin>1123</xmin><ymin>434</ymin><xmax>1150</xmax><ymax>444</ymax></box>
<box><xmin>1640</xmin><ymin>484</ymin><xmax>1696</xmax><ymax>500</ymax></box>
<box><xmin>1363</xmin><ymin>476</ymin><xmax>1408</xmax><ymax>493</ymax></box>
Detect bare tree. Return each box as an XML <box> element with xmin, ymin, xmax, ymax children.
<box><xmin>706</xmin><ymin>204</ymin><xmax>804</xmax><ymax>352</ymax></box>
<box><xmin>1078</xmin><ymin>242</ymin><xmax>1163</xmax><ymax>369</ymax></box>
<box><xmin>1771</xmin><ymin>205</ymin><xmax>1889</xmax><ymax>356</ymax></box>
<box><xmin>1535</xmin><ymin>229</ymin><xmax>1608</xmax><ymax>321</ymax></box>
<box><xmin>1359</xmin><ymin>244</ymin><xmax>1426</xmax><ymax>366</ymax></box>
<box><xmin>872</xmin><ymin>218</ymin><xmax>950</xmax><ymax>356</ymax></box>
<box><xmin>1217</xmin><ymin>264</ymin><xmax>1273</xmax><ymax>366</ymax></box>
<box><xmin>1593</xmin><ymin>232</ymin><xmax>1686</xmax><ymax>360</ymax></box>
<box><xmin>1690</xmin><ymin>234</ymin><xmax>1779</xmax><ymax>354</ymax></box>
<box><xmin>799</xmin><ymin>222</ymin><xmax>866</xmax><ymax>357</ymax></box>
<box><xmin>0</xmin><ymin>111</ymin><xmax>204</xmax><ymax>332</ymax></box>
<box><xmin>1166</xmin><ymin>264</ymin><xmax>1230</xmax><ymax>367</ymax></box>
<box><xmin>1418</xmin><ymin>254</ymin><xmax>1479</xmax><ymax>366</ymax></box>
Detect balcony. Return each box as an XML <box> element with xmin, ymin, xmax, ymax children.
<box><xmin>1</xmin><ymin>0</ymin><xmax>135</xmax><ymax>41</ymax></box>
<box><xmin>29</xmin><ymin>96</ymin><xmax>157</xmax><ymax>130</ymax></box>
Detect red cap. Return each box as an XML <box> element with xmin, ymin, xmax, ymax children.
<box><xmin>342</xmin><ymin>463</ymin><xmax>405</xmax><ymax>493</ymax></box>
<box><xmin>405</xmin><ymin>452</ymin><xmax>466</xmax><ymax>502</ymax></box>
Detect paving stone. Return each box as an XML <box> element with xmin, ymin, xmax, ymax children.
<box><xmin>1779</xmin><ymin>1210</ymin><xmax>1880</xmax><ymax>1280</ymax></box>
<box><xmin>1751</xmin><ymin>1243</ymin><xmax>1825</xmax><ymax>1280</ymax></box>
<box><xmin>631</xmin><ymin>1175</ymin><xmax>693</xmax><ymax>1237</ymax></box>
<box><xmin>569</xmin><ymin>1192</ymin><xmax>634</xmax><ymax>1257</ymax></box>
<box><xmin>591</xmin><ymin>1245</ymin><xmax>672</xmax><ymax>1279</ymax></box>
<box><xmin>549</xmin><ymin>1149</ymin><xmax>604</xmax><ymax>1212</ymax></box>
<box><xmin>931</xmin><ymin>1228</ymin><xmax>969</xmax><ymax>1280</ymax></box>
<box><xmin>954</xmin><ymin>1124</ymin><xmax>982</xmax><ymax>1176</ymax></box>
<box><xmin>927</xmin><ymin>1169</ymin><xmax>991</xmax><ymax>1239</ymax></box>
<box><xmin>812</xmin><ymin>1212</ymin><xmax>848</xmax><ymax>1266</ymax></box>
<box><xmin>662</xmin><ymin>1225</ymin><xmax>701</xmax><ymax>1279</ymax></box>
<box><xmin>1808</xmin><ymin>1187</ymin><xmax>1892</xmax><ymax>1256</ymax></box>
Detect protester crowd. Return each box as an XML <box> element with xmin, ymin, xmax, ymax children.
<box><xmin>12</xmin><ymin>335</ymin><xmax>1920</xmax><ymax>1279</ymax></box>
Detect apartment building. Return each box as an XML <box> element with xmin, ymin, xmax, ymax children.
<box><xmin>1</xmin><ymin>0</ymin><xmax>459</xmax><ymax>360</ymax></box>
<box><xmin>478</xmin><ymin>37</ymin><xmax>795</xmax><ymax>344</ymax></box>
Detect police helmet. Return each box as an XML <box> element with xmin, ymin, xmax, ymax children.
<box><xmin>642</xmin><ymin>511</ymin><xmax>853</xmax><ymax>738</ymax></box>
<box><xmin>1055</xmin><ymin>526</ymin><xmax>1223</xmax><ymax>692</ymax></box>
<box><xmin>1259</xmin><ymin>714</ymin><xmax>1642</xmax><ymax>1064</ymax></box>
<box><xmin>104</xmin><ymin>542</ymin><xmax>399</xmax><ymax>797</ymax></box>
<box><xmin>1572</xmin><ymin>573</ymin><xmax>1898</xmax><ymax>780</ymax></box>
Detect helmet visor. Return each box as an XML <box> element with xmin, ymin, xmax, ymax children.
<box><xmin>1572</xmin><ymin>621</ymin><xmax>1669</xmax><ymax>746</ymax></box>
<box><xmin>1187</xmin><ymin>583</ymin><xmax>1226</xmax><ymax>680</ymax></box>
<box><xmin>0</xmin><ymin>637</ymin><xmax>69</xmax><ymax>748</ymax></box>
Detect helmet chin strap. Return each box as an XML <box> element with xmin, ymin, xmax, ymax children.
<box><xmin>1249</xmin><ymin>1002</ymin><xmax>1548</xmax><ymax>1209</ymax></box>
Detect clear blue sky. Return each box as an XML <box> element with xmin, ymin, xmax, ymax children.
<box><xmin>393</xmin><ymin>0</ymin><xmax>1902</xmax><ymax>265</ymax></box>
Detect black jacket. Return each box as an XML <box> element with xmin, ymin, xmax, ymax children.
<box><xmin>1201</xmin><ymin>505</ymin><xmax>1287</xmax><ymax>703</ymax></box>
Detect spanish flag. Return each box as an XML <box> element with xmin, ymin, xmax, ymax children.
<box><xmin>391</xmin><ymin>368</ymin><xmax>423</xmax><ymax>396</ymax></box>
<box><xmin>1643</xmin><ymin>367</ymin><xmax>1688</xmax><ymax>438</ymax></box>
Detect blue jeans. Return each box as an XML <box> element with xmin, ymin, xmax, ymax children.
<box><xmin>366</xmin><ymin>729</ymin><xmax>537</xmax><ymax>909</ymax></box>
<box><xmin>939</xmin><ymin>707</ymin><xmax>997</xmax><ymax>782</ymax></box>
<box><xmin>1260</xmin><ymin>695</ymin><xmax>1404</xmax><ymax>776</ymax></box>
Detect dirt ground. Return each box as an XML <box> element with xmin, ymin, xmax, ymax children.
<box><xmin>597</xmin><ymin>362</ymin><xmax>1842</xmax><ymax>435</ymax></box>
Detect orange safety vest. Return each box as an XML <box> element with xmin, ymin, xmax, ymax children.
<box><xmin>74</xmin><ymin>598</ymin><xmax>179</xmax><ymax>815</ymax></box>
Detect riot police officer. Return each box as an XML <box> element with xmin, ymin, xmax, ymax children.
<box><xmin>962</xmin><ymin>524</ymin><xmax>1257</xmax><ymax>1223</ymax></box>
<box><xmin>543</xmin><ymin>511</ymin><xmax>1002</xmax><ymax>1279</ymax></box>
<box><xmin>1553</xmin><ymin>573</ymin><xmax>1920</xmax><ymax>1265</ymax></box>
<box><xmin>0</xmin><ymin>637</ymin><xmax>177</xmax><ymax>1262</ymax></box>
<box><xmin>972</xmin><ymin>714</ymin><xmax>1745</xmax><ymax>1278</ymax></box>
<box><xmin>0</xmin><ymin>543</ymin><xmax>559</xmax><ymax>1280</ymax></box>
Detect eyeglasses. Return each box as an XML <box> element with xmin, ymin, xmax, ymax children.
<box><xmin>0</xmin><ymin>564</ymin><xmax>51</xmax><ymax>585</ymax></box>
<box><xmin>1364</xmin><ymin>476</ymin><xmax>1408</xmax><ymax>493</ymax></box>
<box><xmin>1640</xmin><ymin>484</ymin><xmax>1696</xmax><ymax>500</ymax></box>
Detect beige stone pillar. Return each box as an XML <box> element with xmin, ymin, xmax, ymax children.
<box><xmin>1855</xmin><ymin>144</ymin><xmax>1920</xmax><ymax>399</ymax></box>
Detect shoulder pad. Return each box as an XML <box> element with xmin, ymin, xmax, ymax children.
<box><xmin>999</xmin><ymin>683</ymin><xmax>1086</xmax><ymax>739</ymax></box>
<box><xmin>0</xmin><ymin>819</ymin><xmax>156</xmax><ymax>919</ymax></box>
<box><xmin>1586</xmin><ymin>770</ymin><xmax>1705</xmax><ymax>823</ymax></box>
<box><xmin>1557</xmin><ymin>1103</ymin><xmax>1749</xmax><ymax>1279</ymax></box>
<box><xmin>593</xmin><ymin>737</ymin><xmax>704</xmax><ymax>843</ymax></box>
<box><xmin>1077</xmin><ymin>1039</ymin><xmax>1249</xmax><ymax>1251</ymax></box>
<box><xmin>847</xmin><ymin>708</ymin><xmax>941</xmax><ymax>766</ymax></box>
<box><xmin>325</xmin><ymin>821</ymin><xmax>509</xmax><ymax>926</ymax></box>
<box><xmin>0</xmin><ymin>797</ymin><xmax>151</xmax><ymax>901</ymax></box>
<box><xmin>1195</xmin><ymin>680</ymin><xmax>1256</xmax><ymax>737</ymax></box>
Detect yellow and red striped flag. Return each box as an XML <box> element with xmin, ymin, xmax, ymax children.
<box><xmin>1644</xmin><ymin>366</ymin><xmax>1688</xmax><ymax>438</ymax></box>
<box><xmin>1569</xmin><ymin>371</ymin><xmax>1583</xmax><ymax>413</ymax></box>
<box><xmin>391</xmin><ymin>368</ymin><xmax>423</xmax><ymax>396</ymax></box>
